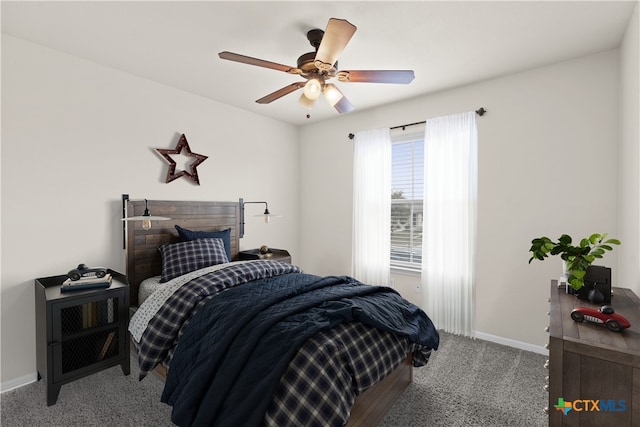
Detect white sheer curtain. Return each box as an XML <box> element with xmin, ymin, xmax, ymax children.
<box><xmin>421</xmin><ymin>111</ymin><xmax>478</xmax><ymax>336</ymax></box>
<box><xmin>352</xmin><ymin>128</ymin><xmax>391</xmax><ymax>286</ymax></box>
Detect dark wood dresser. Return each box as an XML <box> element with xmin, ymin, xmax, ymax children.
<box><xmin>548</xmin><ymin>280</ymin><xmax>640</xmax><ymax>426</ymax></box>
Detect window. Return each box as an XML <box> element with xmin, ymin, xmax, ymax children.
<box><xmin>390</xmin><ymin>126</ymin><xmax>424</xmax><ymax>271</ymax></box>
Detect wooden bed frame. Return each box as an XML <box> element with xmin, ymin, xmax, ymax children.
<box><xmin>124</xmin><ymin>198</ymin><xmax>412</xmax><ymax>425</ymax></box>
<box><xmin>124</xmin><ymin>199</ymin><xmax>241</xmax><ymax>307</ymax></box>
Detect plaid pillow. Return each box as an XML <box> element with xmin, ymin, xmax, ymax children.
<box><xmin>159</xmin><ymin>238</ymin><xmax>230</xmax><ymax>282</ymax></box>
<box><xmin>175</xmin><ymin>225</ymin><xmax>232</xmax><ymax>261</ymax></box>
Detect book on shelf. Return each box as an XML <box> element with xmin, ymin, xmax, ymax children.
<box><xmin>63</xmin><ymin>273</ymin><xmax>112</xmax><ymax>286</ymax></box>
<box><xmin>98</xmin><ymin>331</ymin><xmax>116</xmax><ymax>361</ymax></box>
<box><xmin>61</xmin><ymin>274</ymin><xmax>112</xmax><ymax>292</ymax></box>
<box><xmin>107</xmin><ymin>298</ymin><xmax>114</xmax><ymax>323</ymax></box>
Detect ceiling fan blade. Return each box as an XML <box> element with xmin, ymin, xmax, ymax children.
<box><xmin>332</xmin><ymin>94</ymin><xmax>354</xmax><ymax>114</ymax></box>
<box><xmin>337</xmin><ymin>70</ymin><xmax>415</xmax><ymax>84</ymax></box>
<box><xmin>323</xmin><ymin>83</ymin><xmax>354</xmax><ymax>114</ymax></box>
<box><xmin>314</xmin><ymin>18</ymin><xmax>357</xmax><ymax>70</ymax></box>
<box><xmin>218</xmin><ymin>51</ymin><xmax>299</xmax><ymax>74</ymax></box>
<box><xmin>256</xmin><ymin>82</ymin><xmax>305</xmax><ymax>104</ymax></box>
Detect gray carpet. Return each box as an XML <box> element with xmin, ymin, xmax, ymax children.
<box><xmin>0</xmin><ymin>359</ymin><xmax>173</xmax><ymax>427</ymax></box>
<box><xmin>1</xmin><ymin>332</ymin><xmax>547</xmax><ymax>426</ymax></box>
<box><xmin>379</xmin><ymin>333</ymin><xmax>548</xmax><ymax>427</ymax></box>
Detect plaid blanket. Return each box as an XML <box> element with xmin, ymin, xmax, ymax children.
<box><xmin>133</xmin><ymin>261</ymin><xmax>438</xmax><ymax>426</ymax></box>
<box><xmin>266</xmin><ymin>321</ymin><xmax>432</xmax><ymax>426</ymax></box>
<box><xmin>135</xmin><ymin>260</ymin><xmax>302</xmax><ymax>379</ymax></box>
<box><xmin>161</xmin><ymin>270</ymin><xmax>438</xmax><ymax>426</ymax></box>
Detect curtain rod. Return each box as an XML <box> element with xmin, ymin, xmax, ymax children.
<box><xmin>347</xmin><ymin>107</ymin><xmax>486</xmax><ymax>140</ymax></box>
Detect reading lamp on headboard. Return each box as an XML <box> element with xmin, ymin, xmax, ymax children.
<box><xmin>239</xmin><ymin>197</ymin><xmax>278</xmax><ymax>238</ymax></box>
<box><xmin>121</xmin><ymin>194</ymin><xmax>171</xmax><ymax>248</ymax></box>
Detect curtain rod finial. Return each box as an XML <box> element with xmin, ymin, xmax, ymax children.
<box><xmin>348</xmin><ymin>133</ymin><xmax>354</xmax><ymax>140</ymax></box>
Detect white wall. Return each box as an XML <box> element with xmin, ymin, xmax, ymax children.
<box><xmin>618</xmin><ymin>3</ymin><xmax>640</xmax><ymax>295</ymax></box>
<box><xmin>3</xmin><ymin>10</ymin><xmax>638</xmax><ymax>388</ymax></box>
<box><xmin>298</xmin><ymin>49</ymin><xmax>621</xmax><ymax>350</ymax></box>
<box><xmin>1</xmin><ymin>36</ymin><xmax>300</xmax><ymax>387</ymax></box>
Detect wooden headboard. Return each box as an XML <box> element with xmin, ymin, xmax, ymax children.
<box><xmin>124</xmin><ymin>199</ymin><xmax>240</xmax><ymax>306</ymax></box>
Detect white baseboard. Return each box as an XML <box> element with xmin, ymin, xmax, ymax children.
<box><xmin>475</xmin><ymin>331</ymin><xmax>549</xmax><ymax>356</ymax></box>
<box><xmin>1</xmin><ymin>372</ymin><xmax>38</xmax><ymax>393</ymax></box>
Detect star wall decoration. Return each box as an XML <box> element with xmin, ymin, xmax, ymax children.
<box><xmin>156</xmin><ymin>133</ymin><xmax>208</xmax><ymax>185</ymax></box>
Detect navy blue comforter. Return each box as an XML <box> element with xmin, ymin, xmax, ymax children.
<box><xmin>161</xmin><ymin>272</ymin><xmax>439</xmax><ymax>427</ymax></box>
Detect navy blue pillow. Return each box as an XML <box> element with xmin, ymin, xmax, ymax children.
<box><xmin>175</xmin><ymin>225</ymin><xmax>232</xmax><ymax>261</ymax></box>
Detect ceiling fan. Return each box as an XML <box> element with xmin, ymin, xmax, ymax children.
<box><xmin>218</xmin><ymin>18</ymin><xmax>415</xmax><ymax>117</ymax></box>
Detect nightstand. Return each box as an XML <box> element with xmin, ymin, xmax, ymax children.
<box><xmin>35</xmin><ymin>269</ymin><xmax>130</xmax><ymax>405</ymax></box>
<box><xmin>238</xmin><ymin>248</ymin><xmax>291</xmax><ymax>263</ymax></box>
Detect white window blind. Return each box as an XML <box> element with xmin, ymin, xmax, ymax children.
<box><xmin>390</xmin><ymin>125</ymin><xmax>425</xmax><ymax>270</ymax></box>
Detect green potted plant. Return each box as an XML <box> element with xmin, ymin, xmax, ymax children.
<box><xmin>528</xmin><ymin>233</ymin><xmax>620</xmax><ymax>290</ymax></box>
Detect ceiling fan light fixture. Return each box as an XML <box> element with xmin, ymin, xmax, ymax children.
<box><xmin>323</xmin><ymin>83</ymin><xmax>342</xmax><ymax>106</ymax></box>
<box><xmin>298</xmin><ymin>93</ymin><xmax>315</xmax><ymax>109</ymax></box>
<box><xmin>323</xmin><ymin>83</ymin><xmax>354</xmax><ymax>113</ymax></box>
<box><xmin>303</xmin><ymin>78</ymin><xmax>322</xmax><ymax>100</ymax></box>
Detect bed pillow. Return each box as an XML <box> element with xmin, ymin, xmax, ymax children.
<box><xmin>175</xmin><ymin>225</ymin><xmax>232</xmax><ymax>261</ymax></box>
<box><xmin>138</xmin><ymin>275</ymin><xmax>162</xmax><ymax>305</ymax></box>
<box><xmin>159</xmin><ymin>238</ymin><xmax>229</xmax><ymax>282</ymax></box>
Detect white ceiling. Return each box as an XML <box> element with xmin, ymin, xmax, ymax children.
<box><xmin>2</xmin><ymin>1</ymin><xmax>637</xmax><ymax>126</ymax></box>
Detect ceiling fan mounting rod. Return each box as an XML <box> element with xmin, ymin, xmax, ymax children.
<box><xmin>306</xmin><ymin>29</ymin><xmax>324</xmax><ymax>50</ymax></box>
